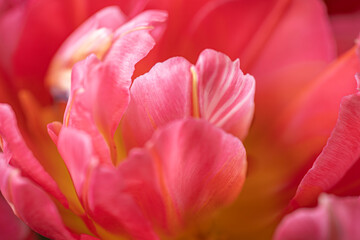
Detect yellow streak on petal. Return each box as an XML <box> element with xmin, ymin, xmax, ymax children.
<box><xmin>191</xmin><ymin>66</ymin><xmax>200</xmax><ymax>118</ymax></box>
<box><xmin>150</xmin><ymin>149</ymin><xmax>180</xmax><ymax>233</ymax></box>
<box><xmin>65</xmin><ymin>88</ymin><xmax>84</xmax><ymax>127</ymax></box>
<box><xmin>0</xmin><ymin>135</ymin><xmax>3</xmax><ymax>152</ymax></box>
<box><xmin>119</xmin><ymin>26</ymin><xmax>154</xmax><ymax>38</ymax></box>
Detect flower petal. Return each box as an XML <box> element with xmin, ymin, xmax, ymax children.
<box><xmin>89</xmin><ymin>119</ymin><xmax>247</xmax><ymax>237</ymax></box>
<box><xmin>0</xmin><ymin>193</ymin><xmax>31</xmax><ymax>240</ymax></box>
<box><xmin>122</xmin><ymin>49</ymin><xmax>255</xmax><ymax>150</ymax></box>
<box><xmin>141</xmin><ymin>119</ymin><xmax>247</xmax><ymax>223</ymax></box>
<box><xmin>57</xmin><ymin>127</ymin><xmax>96</xmax><ymax>198</ymax></box>
<box><xmin>275</xmin><ymin>194</ymin><xmax>360</xmax><ymax>240</ymax></box>
<box><xmin>196</xmin><ymin>49</ymin><xmax>255</xmax><ymax>139</ymax></box>
<box><xmin>0</xmin><ymin>161</ymin><xmax>76</xmax><ymax>240</ymax></box>
<box><xmin>291</xmin><ymin>92</ymin><xmax>360</xmax><ymax>208</ymax></box>
<box><xmin>0</xmin><ymin>104</ymin><xmax>66</xmax><ymax>205</ymax></box>
<box><xmin>64</xmin><ymin>10</ymin><xmax>167</xmax><ymax>164</ymax></box>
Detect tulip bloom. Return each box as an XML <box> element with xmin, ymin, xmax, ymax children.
<box><xmin>0</xmin><ymin>6</ymin><xmax>255</xmax><ymax>239</ymax></box>
<box><xmin>0</xmin><ymin>0</ymin><xmax>360</xmax><ymax>239</ymax></box>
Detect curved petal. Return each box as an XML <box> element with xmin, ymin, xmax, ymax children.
<box><xmin>275</xmin><ymin>194</ymin><xmax>360</xmax><ymax>240</ymax></box>
<box><xmin>57</xmin><ymin>127</ymin><xmax>96</xmax><ymax>198</ymax></box>
<box><xmin>0</xmin><ymin>161</ymin><xmax>76</xmax><ymax>240</ymax></box>
<box><xmin>122</xmin><ymin>49</ymin><xmax>255</xmax><ymax>150</ymax></box>
<box><xmin>89</xmin><ymin>119</ymin><xmax>247</xmax><ymax>237</ymax></box>
<box><xmin>64</xmin><ymin>10</ymin><xmax>167</xmax><ymax>164</ymax></box>
<box><xmin>291</xmin><ymin>92</ymin><xmax>360</xmax><ymax>208</ymax></box>
<box><xmin>0</xmin><ymin>104</ymin><xmax>66</xmax><ymax>205</ymax></box>
<box><xmin>0</xmin><ymin>193</ymin><xmax>31</xmax><ymax>240</ymax></box>
<box><xmin>196</xmin><ymin>49</ymin><xmax>255</xmax><ymax>139</ymax></box>
<box><xmin>144</xmin><ymin>119</ymin><xmax>247</xmax><ymax>223</ymax></box>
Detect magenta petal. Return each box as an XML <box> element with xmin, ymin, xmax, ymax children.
<box><xmin>0</xmin><ymin>193</ymin><xmax>30</xmax><ymax>240</ymax></box>
<box><xmin>292</xmin><ymin>93</ymin><xmax>360</xmax><ymax>208</ymax></box>
<box><xmin>0</xmin><ymin>104</ymin><xmax>66</xmax><ymax>205</ymax></box>
<box><xmin>275</xmin><ymin>194</ymin><xmax>360</xmax><ymax>240</ymax></box>
<box><xmin>0</xmin><ymin>162</ymin><xmax>75</xmax><ymax>240</ymax></box>
<box><xmin>196</xmin><ymin>49</ymin><xmax>255</xmax><ymax>139</ymax></box>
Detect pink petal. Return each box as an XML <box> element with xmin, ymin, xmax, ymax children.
<box><xmin>88</xmin><ymin>119</ymin><xmax>247</xmax><ymax>237</ymax></box>
<box><xmin>249</xmin><ymin>0</ymin><xmax>336</xmax><ymax>131</ymax></box>
<box><xmin>57</xmin><ymin>127</ymin><xmax>95</xmax><ymax>198</ymax></box>
<box><xmin>122</xmin><ymin>49</ymin><xmax>255</xmax><ymax>150</ymax></box>
<box><xmin>0</xmin><ymin>161</ymin><xmax>76</xmax><ymax>240</ymax></box>
<box><xmin>196</xmin><ymin>49</ymin><xmax>255</xmax><ymax>139</ymax></box>
<box><xmin>0</xmin><ymin>104</ymin><xmax>66</xmax><ymax>205</ymax></box>
<box><xmin>64</xmin><ymin>10</ymin><xmax>167</xmax><ymax>163</ymax></box>
<box><xmin>142</xmin><ymin>119</ymin><xmax>247</xmax><ymax>222</ymax></box>
<box><xmin>330</xmin><ymin>12</ymin><xmax>360</xmax><ymax>54</ymax></box>
<box><xmin>275</xmin><ymin>194</ymin><xmax>360</xmax><ymax>240</ymax></box>
<box><xmin>121</xmin><ymin>57</ymin><xmax>193</xmax><ymax>149</ymax></box>
<box><xmin>46</xmin><ymin>6</ymin><xmax>127</xmax><ymax>97</ymax></box>
<box><xmin>87</xmin><ymin>164</ymin><xmax>159</xmax><ymax>239</ymax></box>
<box><xmin>291</xmin><ymin>93</ymin><xmax>360</xmax><ymax>208</ymax></box>
<box><xmin>275</xmin><ymin>44</ymin><xmax>359</xmax><ymax>170</ymax></box>
<box><xmin>0</xmin><ymin>193</ymin><xmax>31</xmax><ymax>240</ymax></box>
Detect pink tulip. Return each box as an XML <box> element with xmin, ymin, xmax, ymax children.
<box><xmin>0</xmin><ymin>6</ymin><xmax>253</xmax><ymax>239</ymax></box>
<box><xmin>0</xmin><ymin>0</ymin><xmax>359</xmax><ymax>239</ymax></box>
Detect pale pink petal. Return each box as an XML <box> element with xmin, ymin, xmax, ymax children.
<box><xmin>0</xmin><ymin>193</ymin><xmax>31</xmax><ymax>240</ymax></box>
<box><xmin>0</xmin><ymin>161</ymin><xmax>76</xmax><ymax>240</ymax></box>
<box><xmin>121</xmin><ymin>57</ymin><xmax>193</xmax><ymax>149</ymax></box>
<box><xmin>275</xmin><ymin>194</ymin><xmax>360</xmax><ymax>240</ymax></box>
<box><xmin>57</xmin><ymin>127</ymin><xmax>96</xmax><ymax>197</ymax></box>
<box><xmin>122</xmin><ymin>49</ymin><xmax>255</xmax><ymax>149</ymax></box>
<box><xmin>64</xmin><ymin>10</ymin><xmax>167</xmax><ymax>163</ymax></box>
<box><xmin>46</xmin><ymin>6</ymin><xmax>127</xmax><ymax>97</ymax></box>
<box><xmin>0</xmin><ymin>104</ymin><xmax>66</xmax><ymax>205</ymax></box>
<box><xmin>196</xmin><ymin>49</ymin><xmax>255</xmax><ymax>139</ymax></box>
<box><xmin>47</xmin><ymin>121</ymin><xmax>63</xmax><ymax>145</ymax></box>
<box><xmin>291</xmin><ymin>93</ymin><xmax>360</xmax><ymax>208</ymax></box>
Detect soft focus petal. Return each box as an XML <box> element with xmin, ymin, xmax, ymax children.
<box><xmin>276</xmin><ymin>43</ymin><xmax>359</xmax><ymax>170</ymax></box>
<box><xmin>0</xmin><ymin>193</ymin><xmax>31</xmax><ymax>240</ymax></box>
<box><xmin>291</xmin><ymin>92</ymin><xmax>360</xmax><ymax>208</ymax></box>
<box><xmin>330</xmin><ymin>12</ymin><xmax>360</xmax><ymax>54</ymax></box>
<box><xmin>0</xmin><ymin>161</ymin><xmax>76</xmax><ymax>240</ymax></box>
<box><xmin>249</xmin><ymin>0</ymin><xmax>336</xmax><ymax>131</ymax></box>
<box><xmin>122</xmin><ymin>49</ymin><xmax>255</xmax><ymax>149</ymax></box>
<box><xmin>275</xmin><ymin>194</ymin><xmax>360</xmax><ymax>240</ymax></box>
<box><xmin>0</xmin><ymin>104</ymin><xmax>66</xmax><ymax>205</ymax></box>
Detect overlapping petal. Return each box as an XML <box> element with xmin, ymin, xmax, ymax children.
<box><xmin>275</xmin><ymin>194</ymin><xmax>360</xmax><ymax>240</ymax></box>
<box><xmin>122</xmin><ymin>49</ymin><xmax>255</xmax><ymax>149</ymax></box>
<box><xmin>0</xmin><ymin>161</ymin><xmax>76</xmax><ymax>240</ymax></box>
<box><xmin>61</xmin><ymin>9</ymin><xmax>167</xmax><ymax>164</ymax></box>
<box><xmin>291</xmin><ymin>92</ymin><xmax>360</xmax><ymax>208</ymax></box>
<box><xmin>88</xmin><ymin>119</ymin><xmax>247</xmax><ymax>237</ymax></box>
